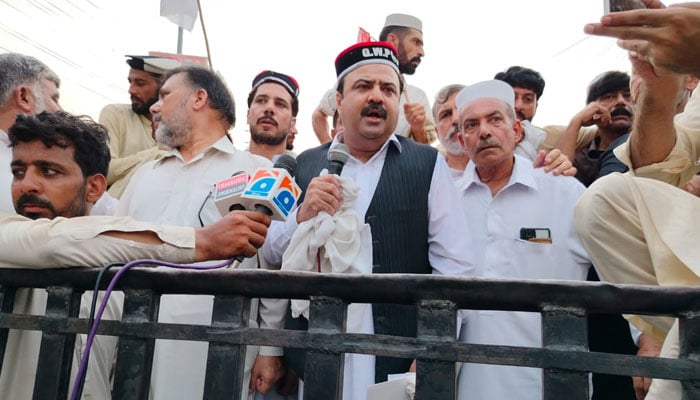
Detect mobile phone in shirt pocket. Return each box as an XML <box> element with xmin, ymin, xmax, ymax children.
<box><xmin>519</xmin><ymin>227</ymin><xmax>552</xmax><ymax>244</ymax></box>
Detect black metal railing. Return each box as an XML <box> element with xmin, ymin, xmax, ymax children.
<box><xmin>0</xmin><ymin>266</ymin><xmax>699</xmax><ymax>399</ymax></box>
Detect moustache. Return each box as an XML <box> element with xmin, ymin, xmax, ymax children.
<box><xmin>475</xmin><ymin>138</ymin><xmax>502</xmax><ymax>152</ymax></box>
<box><xmin>130</xmin><ymin>95</ymin><xmax>143</xmax><ymax>104</ymax></box>
<box><xmin>611</xmin><ymin>106</ymin><xmax>633</xmax><ymax>118</ymax></box>
<box><xmin>257</xmin><ymin>116</ymin><xmax>278</xmax><ymax>127</ymax></box>
<box><xmin>516</xmin><ymin>110</ymin><xmax>527</xmax><ymax>121</ymax></box>
<box><xmin>361</xmin><ymin>103</ymin><xmax>388</xmax><ymax>119</ymax></box>
<box><xmin>16</xmin><ymin>193</ymin><xmax>53</xmax><ymax>210</ymax></box>
<box><xmin>410</xmin><ymin>56</ymin><xmax>422</xmax><ymax>65</ymax></box>
<box><xmin>446</xmin><ymin>125</ymin><xmax>460</xmax><ymax>142</ymax></box>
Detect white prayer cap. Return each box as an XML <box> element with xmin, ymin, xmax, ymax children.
<box><xmin>126</xmin><ymin>55</ymin><xmax>181</xmax><ymax>76</ymax></box>
<box><xmin>383</xmin><ymin>13</ymin><xmax>422</xmax><ymax>32</ymax></box>
<box><xmin>455</xmin><ymin>80</ymin><xmax>515</xmax><ymax>113</ymax></box>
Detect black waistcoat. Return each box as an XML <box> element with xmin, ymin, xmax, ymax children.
<box><xmin>291</xmin><ymin>137</ymin><xmax>437</xmax><ymax>382</ymax></box>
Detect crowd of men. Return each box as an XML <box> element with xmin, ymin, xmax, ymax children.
<box><xmin>0</xmin><ymin>1</ymin><xmax>699</xmax><ymax>399</ymax></box>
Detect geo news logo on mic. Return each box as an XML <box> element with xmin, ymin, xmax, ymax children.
<box><xmin>242</xmin><ymin>168</ymin><xmax>301</xmax><ymax>220</ymax></box>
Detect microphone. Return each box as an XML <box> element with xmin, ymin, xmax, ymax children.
<box><xmin>239</xmin><ymin>154</ymin><xmax>302</xmax><ymax>221</ymax></box>
<box><xmin>272</xmin><ymin>153</ymin><xmax>297</xmax><ymax>177</ymax></box>
<box><xmin>213</xmin><ymin>171</ymin><xmax>251</xmax><ymax>216</ymax></box>
<box><xmin>327</xmin><ymin>143</ymin><xmax>350</xmax><ymax>175</ymax></box>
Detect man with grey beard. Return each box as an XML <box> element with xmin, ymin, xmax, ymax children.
<box><xmin>0</xmin><ymin>53</ymin><xmax>61</xmax><ymax>212</ymax></box>
<box><xmin>246</xmin><ymin>70</ymin><xmax>300</xmax><ymax>161</ymax></box>
<box><xmin>433</xmin><ymin>84</ymin><xmax>469</xmax><ymax>179</ymax></box>
<box><xmin>114</xmin><ymin>65</ymin><xmax>274</xmax><ymax>400</ymax></box>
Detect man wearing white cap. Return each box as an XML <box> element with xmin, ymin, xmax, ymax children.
<box><xmin>98</xmin><ymin>55</ymin><xmax>180</xmax><ymax>198</ymax></box>
<box><xmin>264</xmin><ymin>41</ymin><xmax>474</xmax><ymax>399</ymax></box>
<box><xmin>454</xmin><ymin>80</ymin><xmax>591</xmax><ymax>400</ymax></box>
<box><xmin>311</xmin><ymin>13</ymin><xmax>436</xmax><ymax>145</ymax></box>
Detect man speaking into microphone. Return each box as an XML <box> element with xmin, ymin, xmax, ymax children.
<box><xmin>262</xmin><ymin>41</ymin><xmax>477</xmax><ymax>399</ymax></box>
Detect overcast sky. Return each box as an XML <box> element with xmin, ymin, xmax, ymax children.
<box><xmin>1</xmin><ymin>0</ymin><xmax>683</xmax><ymax>152</ymax></box>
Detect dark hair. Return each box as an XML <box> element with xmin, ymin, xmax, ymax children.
<box><xmin>586</xmin><ymin>71</ymin><xmax>630</xmax><ymax>104</ymax></box>
<box><xmin>378</xmin><ymin>25</ymin><xmax>412</xmax><ymax>42</ymax></box>
<box><xmin>8</xmin><ymin>111</ymin><xmax>110</xmax><ymax>177</ymax></box>
<box><xmin>494</xmin><ymin>66</ymin><xmax>545</xmax><ymax>100</ymax></box>
<box><xmin>332</xmin><ymin>109</ymin><xmax>340</xmax><ymax>129</ymax></box>
<box><xmin>162</xmin><ymin>66</ymin><xmax>236</xmax><ymax>128</ymax></box>
<box><xmin>246</xmin><ymin>84</ymin><xmax>300</xmax><ymax>117</ymax></box>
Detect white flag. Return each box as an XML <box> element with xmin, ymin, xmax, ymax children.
<box><xmin>160</xmin><ymin>0</ymin><xmax>199</xmax><ymax>31</ymax></box>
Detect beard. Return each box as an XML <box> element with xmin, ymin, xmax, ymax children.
<box><xmin>398</xmin><ymin>56</ymin><xmax>421</xmax><ymax>75</ymax></box>
<box><xmin>131</xmin><ymin>95</ymin><xmax>158</xmax><ymax>116</ymax></box>
<box><xmin>31</xmin><ymin>86</ymin><xmax>47</xmax><ymax>114</ymax></box>
<box><xmin>156</xmin><ymin>121</ymin><xmax>191</xmax><ymax>148</ymax></box>
<box><xmin>516</xmin><ymin>110</ymin><xmax>532</xmax><ymax>122</ymax></box>
<box><xmin>155</xmin><ymin>98</ymin><xmax>192</xmax><ymax>148</ymax></box>
<box><xmin>15</xmin><ymin>187</ymin><xmax>87</xmax><ymax>220</ymax></box>
<box><xmin>250</xmin><ymin>126</ymin><xmax>288</xmax><ymax>146</ymax></box>
<box><xmin>397</xmin><ymin>43</ymin><xmax>421</xmax><ymax>75</ymax></box>
<box><xmin>440</xmin><ymin>126</ymin><xmax>465</xmax><ymax>156</ymax></box>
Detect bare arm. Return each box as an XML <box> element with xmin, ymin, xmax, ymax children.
<box><xmin>556</xmin><ymin>103</ymin><xmax>610</xmax><ymax>161</ymax></box>
<box><xmin>627</xmin><ymin>55</ymin><xmax>685</xmax><ymax>168</ymax></box>
<box><xmin>311</xmin><ymin>106</ymin><xmax>332</xmax><ymax>144</ymax></box>
<box><xmin>404</xmin><ymin>102</ymin><xmax>429</xmax><ymax>143</ymax></box>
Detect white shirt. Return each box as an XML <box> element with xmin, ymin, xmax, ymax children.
<box><xmin>264</xmin><ymin>134</ymin><xmax>474</xmax><ymax>400</ymax></box>
<box><xmin>0</xmin><ymin>210</ymin><xmax>196</xmax><ymax>399</ymax></box>
<box><xmin>116</xmin><ymin>135</ymin><xmax>271</xmax><ymax>400</ymax></box>
<box><xmin>0</xmin><ymin>131</ymin><xmax>124</xmax><ymax>400</ymax></box>
<box><xmin>0</xmin><ymin>130</ymin><xmax>14</xmax><ymax>212</ymax></box>
<box><xmin>456</xmin><ymin>155</ymin><xmax>590</xmax><ymax>400</ymax></box>
<box><xmin>92</xmin><ymin>192</ymin><xmax>118</xmax><ymax>216</ymax></box>
<box><xmin>514</xmin><ymin>120</ymin><xmax>547</xmax><ymax>161</ymax></box>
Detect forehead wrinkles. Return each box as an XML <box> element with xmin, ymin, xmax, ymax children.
<box><xmin>460</xmin><ymin>99</ymin><xmax>508</xmax><ymax>120</ymax></box>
